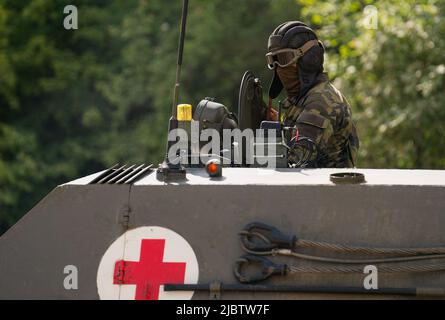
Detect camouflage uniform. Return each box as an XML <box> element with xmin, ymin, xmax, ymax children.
<box><xmin>282</xmin><ymin>73</ymin><xmax>359</xmax><ymax>168</ymax></box>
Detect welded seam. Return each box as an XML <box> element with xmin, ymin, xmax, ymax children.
<box><xmin>118</xmin><ymin>184</ymin><xmax>133</xmax><ymax>300</ymax></box>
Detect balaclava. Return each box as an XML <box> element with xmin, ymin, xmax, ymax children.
<box><xmin>267</xmin><ymin>21</ymin><xmax>325</xmax><ymax>101</ymax></box>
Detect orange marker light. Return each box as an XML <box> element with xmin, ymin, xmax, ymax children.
<box><xmin>205</xmin><ymin>159</ymin><xmax>222</xmax><ymax>177</ymax></box>
<box><xmin>207</xmin><ymin>163</ymin><xmax>218</xmax><ymax>174</ymax></box>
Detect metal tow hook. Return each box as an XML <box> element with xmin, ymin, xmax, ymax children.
<box><xmin>234</xmin><ymin>255</ymin><xmax>287</xmax><ymax>283</ymax></box>
<box><xmin>239</xmin><ymin>222</ymin><xmax>297</xmax><ymax>252</ymax></box>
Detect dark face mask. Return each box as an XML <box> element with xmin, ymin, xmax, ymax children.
<box><xmin>276</xmin><ymin>64</ymin><xmax>300</xmax><ymax>98</ymax></box>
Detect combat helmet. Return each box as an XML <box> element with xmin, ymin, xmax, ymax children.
<box><xmin>267</xmin><ymin>21</ymin><xmax>325</xmax><ymax>100</ymax></box>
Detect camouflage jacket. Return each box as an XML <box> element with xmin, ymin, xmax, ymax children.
<box><xmin>282</xmin><ymin>73</ymin><xmax>359</xmax><ymax>168</ymax></box>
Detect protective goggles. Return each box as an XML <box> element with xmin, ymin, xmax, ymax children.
<box><xmin>266</xmin><ymin>39</ymin><xmax>320</xmax><ymax>70</ymax></box>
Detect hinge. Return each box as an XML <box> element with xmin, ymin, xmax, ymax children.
<box><xmin>209</xmin><ymin>281</ymin><xmax>221</xmax><ymax>300</ymax></box>
<box><xmin>118</xmin><ymin>205</ymin><xmax>131</xmax><ymax>228</ymax></box>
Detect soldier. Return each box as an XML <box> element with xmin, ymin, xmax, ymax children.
<box><xmin>266</xmin><ymin>21</ymin><xmax>359</xmax><ymax>168</ymax></box>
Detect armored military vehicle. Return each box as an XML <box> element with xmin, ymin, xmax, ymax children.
<box><xmin>1</xmin><ymin>0</ymin><xmax>445</xmax><ymax>300</ymax></box>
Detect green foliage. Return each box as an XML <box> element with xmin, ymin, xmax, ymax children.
<box><xmin>1</xmin><ymin>0</ymin><xmax>444</xmax><ymax>234</ymax></box>
<box><xmin>298</xmin><ymin>0</ymin><xmax>445</xmax><ymax>168</ymax></box>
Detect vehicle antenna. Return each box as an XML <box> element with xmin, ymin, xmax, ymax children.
<box><xmin>157</xmin><ymin>0</ymin><xmax>189</xmax><ymax>181</ymax></box>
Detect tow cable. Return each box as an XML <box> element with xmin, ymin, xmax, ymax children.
<box><xmin>239</xmin><ymin>222</ymin><xmax>445</xmax><ymax>264</ymax></box>
<box><xmin>234</xmin><ymin>254</ymin><xmax>445</xmax><ymax>283</ymax></box>
<box><xmin>233</xmin><ymin>222</ymin><xmax>445</xmax><ymax>284</ymax></box>
<box><xmin>164</xmin><ymin>222</ymin><xmax>445</xmax><ymax>298</ymax></box>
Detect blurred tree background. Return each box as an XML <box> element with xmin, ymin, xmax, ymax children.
<box><xmin>0</xmin><ymin>0</ymin><xmax>444</xmax><ymax>235</ymax></box>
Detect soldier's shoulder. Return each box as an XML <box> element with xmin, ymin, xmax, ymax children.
<box><xmin>303</xmin><ymin>80</ymin><xmax>346</xmax><ymax>108</ymax></box>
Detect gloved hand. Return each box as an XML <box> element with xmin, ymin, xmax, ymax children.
<box><xmin>287</xmin><ymin>136</ymin><xmax>317</xmax><ymax>168</ymax></box>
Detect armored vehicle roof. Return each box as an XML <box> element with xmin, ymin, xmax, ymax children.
<box><xmin>68</xmin><ymin>167</ymin><xmax>445</xmax><ymax>187</ymax></box>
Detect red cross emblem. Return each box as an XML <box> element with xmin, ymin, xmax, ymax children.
<box><xmin>113</xmin><ymin>239</ymin><xmax>186</xmax><ymax>300</ymax></box>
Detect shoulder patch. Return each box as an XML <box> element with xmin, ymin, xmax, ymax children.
<box><xmin>297</xmin><ymin>112</ymin><xmax>329</xmax><ymax>129</ymax></box>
